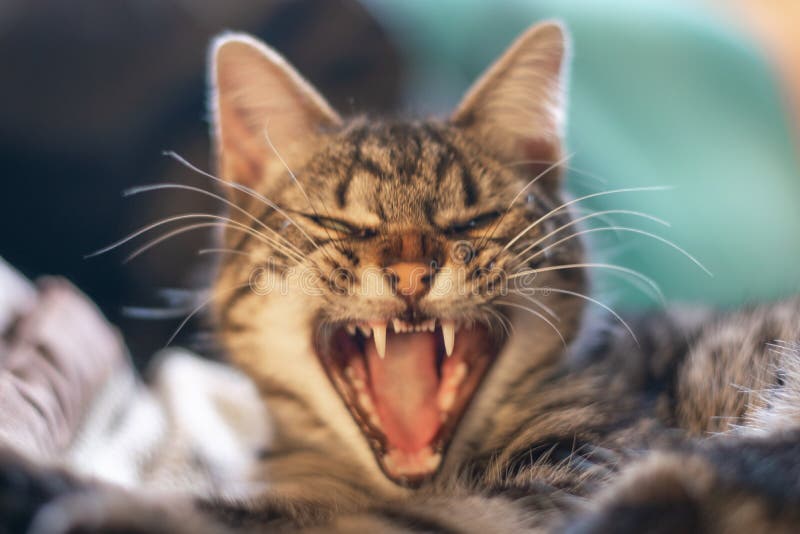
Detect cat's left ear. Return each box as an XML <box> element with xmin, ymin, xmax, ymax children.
<box><xmin>451</xmin><ymin>21</ymin><xmax>569</xmax><ymax>180</ymax></box>
<box><xmin>210</xmin><ymin>33</ymin><xmax>342</xmax><ymax>187</ymax></box>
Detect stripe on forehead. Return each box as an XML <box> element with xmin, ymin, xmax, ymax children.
<box><xmin>423</xmin><ymin>124</ymin><xmax>478</xmax><ymax>207</ymax></box>
<box><xmin>335</xmin><ymin>122</ymin><xmax>481</xmax><ymax>209</ymax></box>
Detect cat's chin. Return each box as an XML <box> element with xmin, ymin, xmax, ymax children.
<box><xmin>313</xmin><ymin>316</ymin><xmax>504</xmax><ymax>487</ymax></box>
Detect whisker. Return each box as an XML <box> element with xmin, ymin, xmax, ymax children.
<box><xmin>122</xmin><ymin>305</ymin><xmax>198</xmax><ymax>320</ymax></box>
<box><xmin>516</xmin><ymin>287</ymin><xmax>638</xmax><ymax>345</ymax></box>
<box><xmin>165</xmin><ymin>281</ymin><xmax>251</xmax><ymax>347</ymax></box>
<box><xmin>163</xmin><ymin>150</ymin><xmax>320</xmax><ymax>250</ymax></box>
<box><xmin>484</xmin><ymin>306</ymin><xmax>514</xmax><ymax>338</ymax></box>
<box><xmin>510</xmin><ymin>208</ymin><xmax>671</xmax><ymax>262</ymax></box>
<box><xmin>197</xmin><ymin>247</ymin><xmax>254</xmax><ymax>258</ymax></box>
<box><xmin>124</xmin><ymin>183</ymin><xmax>305</xmax><ymax>258</ymax></box>
<box><xmin>88</xmin><ymin>213</ymin><xmax>305</xmax><ymax>264</ymax></box>
<box><xmin>495</xmin><ymin>300</ymin><xmax>566</xmax><ymax>346</ymax></box>
<box><xmin>518</xmin><ymin>226</ymin><xmax>712</xmax><ymax>277</ymax></box>
<box><xmin>502</xmin><ymin>186</ymin><xmax>672</xmax><ymax>252</ymax></box>
<box><xmin>512</xmin><ymin>291</ymin><xmax>561</xmax><ymax>321</ymax></box>
<box><xmin>509</xmin><ymin>263</ymin><xmax>665</xmax><ymax>304</ymax></box>
<box><xmin>505</xmin><ymin>158</ymin><xmax>609</xmax><ymax>185</ymax></box>
<box><xmin>263</xmin><ymin>126</ymin><xmax>344</xmax><ymax>259</ymax></box>
<box><xmin>476</xmin><ymin>152</ymin><xmax>574</xmax><ymax>251</ymax></box>
<box><xmin>123</xmin><ymin>221</ymin><xmax>303</xmax><ymax>264</ymax></box>
<box><xmin>592</xmin><ymin>268</ymin><xmax>662</xmax><ymax>305</ymax></box>
<box><xmin>507</xmin><ymin>153</ymin><xmax>575</xmax><ymax>211</ymax></box>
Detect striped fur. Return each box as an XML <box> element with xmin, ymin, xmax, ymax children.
<box><xmin>3</xmin><ymin>20</ymin><xmax>800</xmax><ymax>534</ymax></box>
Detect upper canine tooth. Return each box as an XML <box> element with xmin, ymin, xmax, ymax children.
<box><xmin>442</xmin><ymin>320</ymin><xmax>455</xmax><ymax>357</ymax></box>
<box><xmin>372</xmin><ymin>321</ymin><xmax>387</xmax><ymax>359</ymax></box>
<box><xmin>358</xmin><ymin>324</ymin><xmax>372</xmax><ymax>338</ymax></box>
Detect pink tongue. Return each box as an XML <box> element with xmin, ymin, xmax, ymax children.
<box><xmin>366</xmin><ymin>331</ymin><xmax>441</xmax><ymax>452</ymax></box>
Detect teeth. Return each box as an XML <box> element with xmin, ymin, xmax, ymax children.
<box><xmin>369</xmin><ymin>414</ymin><xmax>382</xmax><ymax>429</ymax></box>
<box><xmin>345</xmin><ymin>324</ymin><xmax>357</xmax><ymax>336</ymax></box>
<box><xmin>389</xmin><ymin>318</ymin><xmax>438</xmax><ymax>334</ymax></box>
<box><xmin>452</xmin><ymin>362</ymin><xmax>468</xmax><ymax>385</ymax></box>
<box><xmin>439</xmin><ymin>389</ymin><xmax>456</xmax><ymax>412</ymax></box>
<box><xmin>372</xmin><ymin>321</ymin><xmax>387</xmax><ymax>359</ymax></box>
<box><xmin>426</xmin><ymin>453</ymin><xmax>442</xmax><ymax>471</ymax></box>
<box><xmin>358</xmin><ymin>324</ymin><xmax>372</xmax><ymax>338</ymax></box>
<box><xmin>441</xmin><ymin>320</ymin><xmax>456</xmax><ymax>356</ymax></box>
<box><xmin>384</xmin><ymin>455</ymin><xmax>396</xmax><ymax>471</ymax></box>
<box><xmin>358</xmin><ymin>392</ymin><xmax>375</xmax><ymax>413</ymax></box>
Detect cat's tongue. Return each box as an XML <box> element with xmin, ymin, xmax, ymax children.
<box><xmin>366</xmin><ymin>331</ymin><xmax>440</xmax><ymax>452</ymax></box>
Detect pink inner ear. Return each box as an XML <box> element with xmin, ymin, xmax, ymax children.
<box><xmin>521</xmin><ymin>136</ymin><xmax>561</xmax><ymax>163</ymax></box>
<box><xmin>217</xmin><ymin>102</ymin><xmax>267</xmax><ymax>187</ymax></box>
<box><xmin>516</xmin><ymin>137</ymin><xmax>565</xmax><ymax>191</ymax></box>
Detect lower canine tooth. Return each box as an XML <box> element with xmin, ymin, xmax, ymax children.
<box><xmin>439</xmin><ymin>390</ymin><xmax>456</xmax><ymax>412</ymax></box>
<box><xmin>442</xmin><ymin>320</ymin><xmax>455</xmax><ymax>356</ymax></box>
<box><xmin>426</xmin><ymin>453</ymin><xmax>442</xmax><ymax>471</ymax></box>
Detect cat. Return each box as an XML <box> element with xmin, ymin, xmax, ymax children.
<box><xmin>2</xmin><ymin>20</ymin><xmax>800</xmax><ymax>534</ymax></box>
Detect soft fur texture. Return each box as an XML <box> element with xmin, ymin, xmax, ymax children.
<box><xmin>1</xmin><ymin>20</ymin><xmax>800</xmax><ymax>534</ymax></box>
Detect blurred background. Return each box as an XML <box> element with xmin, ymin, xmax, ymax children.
<box><xmin>1</xmin><ymin>0</ymin><xmax>798</xmax><ymax>366</ymax></box>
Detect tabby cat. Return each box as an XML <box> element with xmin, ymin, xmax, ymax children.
<box><xmin>5</xmin><ymin>20</ymin><xmax>800</xmax><ymax>534</ymax></box>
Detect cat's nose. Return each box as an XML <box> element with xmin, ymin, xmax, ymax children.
<box><xmin>386</xmin><ymin>262</ymin><xmax>434</xmax><ymax>300</ymax></box>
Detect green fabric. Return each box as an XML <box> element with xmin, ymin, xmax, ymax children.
<box><xmin>365</xmin><ymin>0</ymin><xmax>800</xmax><ymax>309</ymax></box>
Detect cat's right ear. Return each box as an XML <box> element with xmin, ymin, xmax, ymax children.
<box><xmin>210</xmin><ymin>34</ymin><xmax>342</xmax><ymax>187</ymax></box>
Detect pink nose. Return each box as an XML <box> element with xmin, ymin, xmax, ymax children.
<box><xmin>386</xmin><ymin>262</ymin><xmax>433</xmax><ymax>299</ymax></box>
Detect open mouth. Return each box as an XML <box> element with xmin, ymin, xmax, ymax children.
<box><xmin>314</xmin><ymin>316</ymin><xmax>503</xmax><ymax>486</ymax></box>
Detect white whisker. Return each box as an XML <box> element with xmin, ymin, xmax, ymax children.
<box><xmin>520</xmin><ymin>226</ymin><xmax>712</xmax><ymax>277</ymax></box>
<box><xmin>165</xmin><ymin>281</ymin><xmax>251</xmax><ymax>346</ymax></box>
<box><xmin>513</xmin><ymin>291</ymin><xmax>561</xmax><ymax>321</ymax></box>
<box><xmin>163</xmin><ymin>150</ymin><xmax>320</xmax><ymax>250</ymax></box>
<box><xmin>511</xmin><ymin>209</ymin><xmax>671</xmax><ymax>262</ymax></box>
<box><xmin>502</xmin><ymin>186</ymin><xmax>672</xmax><ymax>252</ymax></box>
<box><xmin>510</xmin><ymin>263</ymin><xmax>665</xmax><ymax>305</ymax></box>
<box><xmin>88</xmin><ymin>213</ymin><xmax>305</xmax><ymax>264</ymax></box>
<box><xmin>123</xmin><ymin>221</ymin><xmax>303</xmax><ymax>264</ymax></box>
<box><xmin>125</xmin><ymin>183</ymin><xmax>305</xmax><ymax>258</ymax></box>
<box><xmin>496</xmin><ymin>300</ymin><xmax>566</xmax><ymax>346</ymax></box>
<box><xmin>517</xmin><ymin>287</ymin><xmax>638</xmax><ymax>345</ymax></box>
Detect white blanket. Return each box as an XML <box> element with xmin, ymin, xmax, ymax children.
<box><xmin>0</xmin><ymin>257</ymin><xmax>269</xmax><ymax>499</ymax></box>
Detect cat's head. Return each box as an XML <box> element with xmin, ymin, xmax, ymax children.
<box><xmin>209</xmin><ymin>21</ymin><xmax>585</xmax><ymax>489</ymax></box>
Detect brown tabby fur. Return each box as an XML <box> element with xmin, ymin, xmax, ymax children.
<box><xmin>2</xmin><ymin>20</ymin><xmax>800</xmax><ymax>534</ymax></box>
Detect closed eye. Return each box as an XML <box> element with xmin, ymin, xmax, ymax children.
<box><xmin>303</xmin><ymin>214</ymin><xmax>377</xmax><ymax>239</ymax></box>
<box><xmin>446</xmin><ymin>211</ymin><xmax>502</xmax><ymax>235</ymax></box>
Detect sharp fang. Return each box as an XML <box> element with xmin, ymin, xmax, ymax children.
<box><xmin>346</xmin><ymin>324</ymin><xmax>357</xmax><ymax>336</ymax></box>
<box><xmin>358</xmin><ymin>324</ymin><xmax>372</xmax><ymax>337</ymax></box>
<box><xmin>442</xmin><ymin>320</ymin><xmax>455</xmax><ymax>356</ymax></box>
<box><xmin>373</xmin><ymin>322</ymin><xmax>387</xmax><ymax>359</ymax></box>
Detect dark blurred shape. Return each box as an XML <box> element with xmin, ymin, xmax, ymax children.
<box><xmin>0</xmin><ymin>0</ymin><xmax>404</xmax><ymax>366</ymax></box>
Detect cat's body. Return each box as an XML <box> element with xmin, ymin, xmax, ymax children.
<box><xmin>2</xmin><ymin>21</ymin><xmax>800</xmax><ymax>534</ymax></box>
